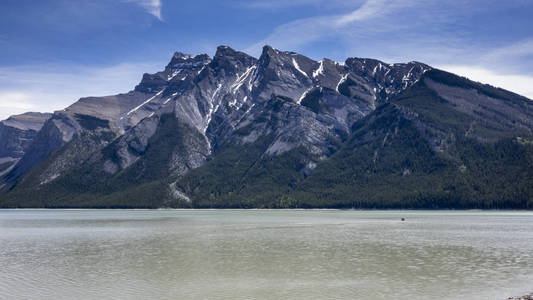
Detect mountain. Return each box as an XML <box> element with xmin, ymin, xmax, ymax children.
<box><xmin>1</xmin><ymin>46</ymin><xmax>532</xmax><ymax>209</ymax></box>
<box><xmin>0</xmin><ymin>112</ymin><xmax>51</xmax><ymax>178</ymax></box>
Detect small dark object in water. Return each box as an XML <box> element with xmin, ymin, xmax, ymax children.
<box><xmin>401</xmin><ymin>218</ymin><xmax>405</xmax><ymax>221</ymax></box>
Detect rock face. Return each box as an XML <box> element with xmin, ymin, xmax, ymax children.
<box><xmin>0</xmin><ymin>112</ymin><xmax>51</xmax><ymax>176</ymax></box>
<box><xmin>1</xmin><ymin>45</ymin><xmax>533</xmax><ymax>208</ymax></box>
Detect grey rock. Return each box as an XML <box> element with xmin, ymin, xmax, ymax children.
<box><xmin>1</xmin><ymin>45</ymin><xmax>460</xmax><ymax>202</ymax></box>
<box><xmin>0</xmin><ymin>112</ymin><xmax>51</xmax><ymax>159</ymax></box>
<box><xmin>0</xmin><ymin>112</ymin><xmax>51</xmax><ymax>176</ymax></box>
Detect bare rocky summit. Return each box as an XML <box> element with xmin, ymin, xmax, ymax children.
<box><xmin>1</xmin><ymin>46</ymin><xmax>532</xmax><ymax>208</ymax></box>
<box><xmin>0</xmin><ymin>112</ymin><xmax>51</xmax><ymax>177</ymax></box>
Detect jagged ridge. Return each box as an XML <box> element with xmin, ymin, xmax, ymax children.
<box><xmin>1</xmin><ymin>45</ymin><xmax>532</xmax><ymax>208</ymax></box>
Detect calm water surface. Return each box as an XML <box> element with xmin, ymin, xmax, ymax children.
<box><xmin>0</xmin><ymin>210</ymin><xmax>532</xmax><ymax>299</ymax></box>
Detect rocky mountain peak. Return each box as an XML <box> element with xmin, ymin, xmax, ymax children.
<box><xmin>136</xmin><ymin>53</ymin><xmax>211</xmax><ymax>93</ymax></box>
<box><xmin>165</xmin><ymin>53</ymin><xmax>210</xmax><ymax>72</ymax></box>
<box><xmin>5</xmin><ymin>45</ymin><xmax>533</xmax><ymax>210</ymax></box>
<box><xmin>261</xmin><ymin>45</ymin><xmax>278</xmax><ymax>57</ymax></box>
<box><xmin>0</xmin><ymin>112</ymin><xmax>52</xmax><ymax>175</ymax></box>
<box><xmin>214</xmin><ymin>46</ymin><xmax>239</xmax><ymax>58</ymax></box>
<box><xmin>171</xmin><ymin>51</ymin><xmax>193</xmax><ymax>61</ymax></box>
<box><xmin>1</xmin><ymin>112</ymin><xmax>52</xmax><ymax>131</ymax></box>
<box><xmin>258</xmin><ymin>45</ymin><xmax>299</xmax><ymax>69</ymax></box>
<box><xmin>252</xmin><ymin>46</ymin><xmax>318</xmax><ymax>103</ymax></box>
<box><xmin>258</xmin><ymin>45</ymin><xmax>309</xmax><ymax>64</ymax></box>
<box><xmin>211</xmin><ymin>46</ymin><xmax>256</xmax><ymax>76</ymax></box>
<box><xmin>342</xmin><ymin>57</ymin><xmax>431</xmax><ymax>102</ymax></box>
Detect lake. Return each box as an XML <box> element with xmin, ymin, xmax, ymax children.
<box><xmin>0</xmin><ymin>210</ymin><xmax>532</xmax><ymax>299</ymax></box>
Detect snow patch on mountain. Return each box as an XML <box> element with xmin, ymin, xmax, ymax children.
<box><xmin>292</xmin><ymin>58</ymin><xmax>308</xmax><ymax>77</ymax></box>
<box><xmin>126</xmin><ymin>89</ymin><xmax>165</xmax><ymax>117</ymax></box>
<box><xmin>298</xmin><ymin>87</ymin><xmax>314</xmax><ymax>104</ymax></box>
<box><xmin>336</xmin><ymin>74</ymin><xmax>349</xmax><ymax>93</ymax></box>
<box><xmin>313</xmin><ymin>60</ymin><xmax>324</xmax><ymax>78</ymax></box>
<box><xmin>231</xmin><ymin>66</ymin><xmax>256</xmax><ymax>94</ymax></box>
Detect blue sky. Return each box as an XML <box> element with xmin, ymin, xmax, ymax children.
<box><xmin>0</xmin><ymin>0</ymin><xmax>532</xmax><ymax>119</ymax></box>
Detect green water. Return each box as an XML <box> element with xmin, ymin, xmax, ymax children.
<box><xmin>0</xmin><ymin>210</ymin><xmax>532</xmax><ymax>299</ymax></box>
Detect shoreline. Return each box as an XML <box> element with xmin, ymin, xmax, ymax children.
<box><xmin>1</xmin><ymin>207</ymin><xmax>533</xmax><ymax>211</ymax></box>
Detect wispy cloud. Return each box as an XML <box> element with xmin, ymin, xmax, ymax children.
<box><xmin>124</xmin><ymin>0</ymin><xmax>163</xmax><ymax>21</ymax></box>
<box><xmin>0</xmin><ymin>62</ymin><xmax>162</xmax><ymax>120</ymax></box>
<box><xmin>244</xmin><ymin>0</ymin><xmax>533</xmax><ymax>98</ymax></box>
<box><xmin>334</xmin><ymin>0</ymin><xmax>388</xmax><ymax>26</ymax></box>
<box><xmin>475</xmin><ymin>38</ymin><xmax>533</xmax><ymax>75</ymax></box>
<box><xmin>0</xmin><ymin>92</ymin><xmax>35</xmax><ymax>110</ymax></box>
<box><xmin>483</xmin><ymin>39</ymin><xmax>533</xmax><ymax>60</ymax></box>
<box><xmin>245</xmin><ymin>0</ymin><xmax>419</xmax><ymax>56</ymax></box>
<box><xmin>239</xmin><ymin>0</ymin><xmax>357</xmax><ymax>9</ymax></box>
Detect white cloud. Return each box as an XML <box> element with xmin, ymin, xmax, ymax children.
<box><xmin>240</xmin><ymin>0</ymin><xmax>358</xmax><ymax>9</ymax></box>
<box><xmin>0</xmin><ymin>62</ymin><xmax>163</xmax><ymax>120</ymax></box>
<box><xmin>0</xmin><ymin>92</ymin><xmax>36</xmax><ymax>118</ymax></box>
<box><xmin>437</xmin><ymin>65</ymin><xmax>533</xmax><ymax>100</ymax></box>
<box><xmin>124</xmin><ymin>0</ymin><xmax>163</xmax><ymax>21</ymax></box>
<box><xmin>334</xmin><ymin>0</ymin><xmax>387</xmax><ymax>26</ymax></box>
<box><xmin>482</xmin><ymin>39</ymin><xmax>533</xmax><ymax>60</ymax></box>
<box><xmin>244</xmin><ymin>0</ymin><xmax>533</xmax><ymax>100</ymax></box>
<box><xmin>245</xmin><ymin>0</ymin><xmax>419</xmax><ymax>55</ymax></box>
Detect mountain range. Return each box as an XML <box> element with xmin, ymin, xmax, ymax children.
<box><xmin>1</xmin><ymin>45</ymin><xmax>532</xmax><ymax>209</ymax></box>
